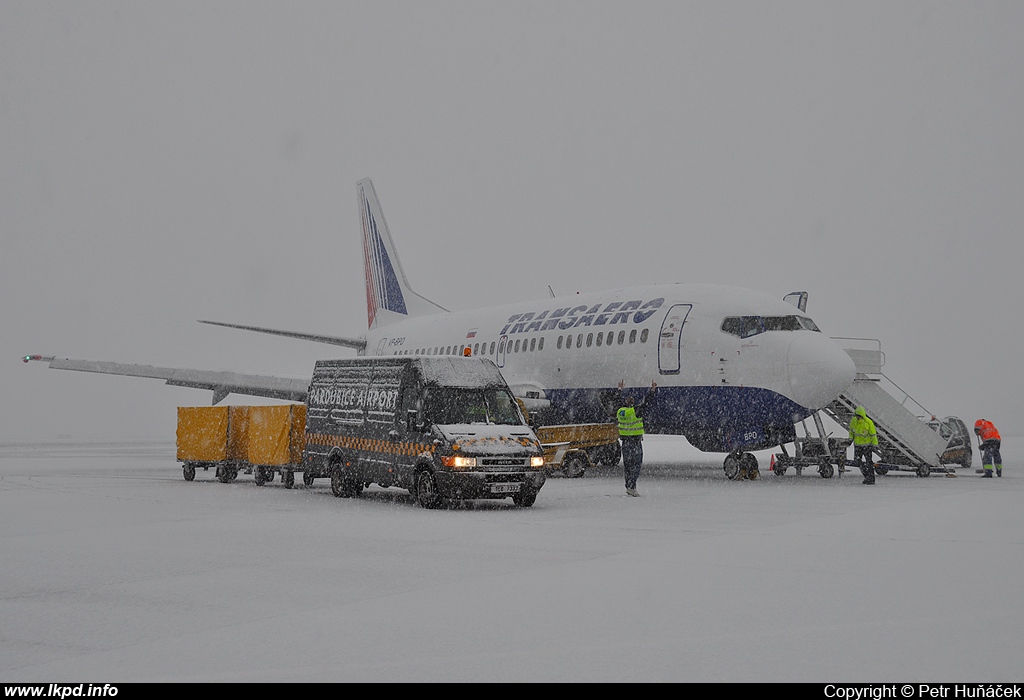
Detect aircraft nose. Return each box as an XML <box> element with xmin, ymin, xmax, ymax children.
<box><xmin>786</xmin><ymin>333</ymin><xmax>856</xmax><ymax>410</ymax></box>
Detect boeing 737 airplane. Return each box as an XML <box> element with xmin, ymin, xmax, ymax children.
<box><xmin>25</xmin><ymin>178</ymin><xmax>856</xmax><ymax>477</ymax></box>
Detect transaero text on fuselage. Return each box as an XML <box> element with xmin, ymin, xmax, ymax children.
<box><xmin>499</xmin><ymin>298</ymin><xmax>665</xmax><ymax>335</ymax></box>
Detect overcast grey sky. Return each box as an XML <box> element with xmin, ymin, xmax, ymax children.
<box><xmin>3</xmin><ymin>1</ymin><xmax>1022</xmax><ymax>441</ymax></box>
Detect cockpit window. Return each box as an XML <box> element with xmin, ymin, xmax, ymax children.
<box><xmin>721</xmin><ymin>315</ymin><xmax>820</xmax><ymax>338</ymax></box>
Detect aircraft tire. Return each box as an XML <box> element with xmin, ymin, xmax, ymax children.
<box><xmin>723</xmin><ymin>453</ymin><xmax>742</xmax><ymax>480</ymax></box>
<box><xmin>741</xmin><ymin>452</ymin><xmax>759</xmax><ymax>479</ymax></box>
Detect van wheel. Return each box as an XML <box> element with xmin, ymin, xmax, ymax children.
<box><xmin>561</xmin><ymin>453</ymin><xmax>587</xmax><ymax>478</ymax></box>
<box><xmin>414</xmin><ymin>470</ymin><xmax>442</xmax><ymax>509</ymax></box>
<box><xmin>183</xmin><ymin>463</ymin><xmax>196</xmax><ymax>481</ymax></box>
<box><xmin>331</xmin><ymin>464</ymin><xmax>361</xmax><ymax>498</ymax></box>
<box><xmin>513</xmin><ymin>488</ymin><xmax>537</xmax><ymax>507</ymax></box>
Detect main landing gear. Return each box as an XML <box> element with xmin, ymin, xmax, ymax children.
<box><xmin>723</xmin><ymin>451</ymin><xmax>759</xmax><ymax>481</ymax></box>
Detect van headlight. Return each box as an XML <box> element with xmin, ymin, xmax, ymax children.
<box><xmin>441</xmin><ymin>456</ymin><xmax>477</xmax><ymax>468</ymax></box>
<box><xmin>530</xmin><ymin>456</ymin><xmax>545</xmax><ymax>468</ymax></box>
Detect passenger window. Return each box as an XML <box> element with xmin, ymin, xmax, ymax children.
<box><xmin>489</xmin><ymin>342</ymin><xmax>495</xmax><ymax>354</ymax></box>
<box><xmin>556</xmin><ymin>335</ymin><xmax>563</xmax><ymax>349</ymax></box>
<box><xmin>586</xmin><ymin>333</ymin><xmax>593</xmax><ymax>347</ymax></box>
<box><xmin>538</xmin><ymin>337</ymin><xmax>544</xmax><ymax>351</ymax></box>
<box><xmin>629</xmin><ymin>329</ymin><xmax>637</xmax><ymax>344</ymax></box>
<box><xmin>576</xmin><ymin>334</ymin><xmax>583</xmax><ymax>349</ymax></box>
<box><xmin>529</xmin><ymin>338</ymin><xmax>536</xmax><ymax>352</ymax></box>
<box><xmin>618</xmin><ymin>330</ymin><xmax>625</xmax><ymax>345</ymax></box>
<box><xmin>640</xmin><ymin>328</ymin><xmax>649</xmax><ymax>343</ymax></box>
<box><xmin>566</xmin><ymin>334</ymin><xmax>573</xmax><ymax>349</ymax></box>
<box><xmin>596</xmin><ymin>332</ymin><xmax>603</xmax><ymax>347</ymax></box>
<box><xmin>514</xmin><ymin>339</ymin><xmax>521</xmax><ymax>353</ymax></box>
<box><xmin>606</xmin><ymin>331</ymin><xmax>614</xmax><ymax>346</ymax></box>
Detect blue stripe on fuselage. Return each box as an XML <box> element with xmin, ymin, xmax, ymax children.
<box><xmin>544</xmin><ymin>385</ymin><xmax>807</xmax><ymax>453</ymax></box>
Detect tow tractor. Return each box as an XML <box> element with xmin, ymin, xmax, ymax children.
<box><xmin>534</xmin><ymin>422</ymin><xmax>621</xmax><ymax>477</ymax></box>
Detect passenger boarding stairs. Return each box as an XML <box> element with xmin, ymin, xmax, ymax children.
<box><xmin>822</xmin><ymin>339</ymin><xmax>950</xmax><ymax>476</ymax></box>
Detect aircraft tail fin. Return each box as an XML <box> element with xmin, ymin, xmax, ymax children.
<box><xmin>358</xmin><ymin>178</ymin><xmax>448</xmax><ymax>330</ymax></box>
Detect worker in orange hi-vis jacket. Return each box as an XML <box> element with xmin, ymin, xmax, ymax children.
<box><xmin>974</xmin><ymin>419</ymin><xmax>1003</xmax><ymax>478</ymax></box>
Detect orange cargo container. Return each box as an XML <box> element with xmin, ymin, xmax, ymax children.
<box><xmin>176</xmin><ymin>405</ymin><xmax>250</xmax><ymax>482</ymax></box>
<box><xmin>177</xmin><ymin>403</ymin><xmax>306</xmax><ymax>486</ymax></box>
<box><xmin>177</xmin><ymin>406</ymin><xmax>230</xmax><ymax>462</ymax></box>
<box><xmin>246</xmin><ymin>404</ymin><xmax>306</xmax><ymax>466</ymax></box>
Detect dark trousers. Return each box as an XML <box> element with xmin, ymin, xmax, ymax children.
<box><xmin>981</xmin><ymin>440</ymin><xmax>1002</xmax><ymax>468</ymax></box>
<box><xmin>853</xmin><ymin>445</ymin><xmax>874</xmax><ymax>482</ymax></box>
<box><xmin>621</xmin><ymin>436</ymin><xmax>643</xmax><ymax>489</ymax></box>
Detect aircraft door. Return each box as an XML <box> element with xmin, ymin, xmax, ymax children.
<box><xmin>375</xmin><ymin>338</ymin><xmax>388</xmax><ymax>355</ymax></box>
<box><xmin>497</xmin><ymin>335</ymin><xmax>508</xmax><ymax>368</ymax></box>
<box><xmin>658</xmin><ymin>304</ymin><xmax>692</xmax><ymax>374</ymax></box>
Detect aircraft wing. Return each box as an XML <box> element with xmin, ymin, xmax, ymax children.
<box><xmin>198</xmin><ymin>320</ymin><xmax>367</xmax><ymax>350</ymax></box>
<box><xmin>22</xmin><ymin>355</ymin><xmax>309</xmax><ymax>405</ymax></box>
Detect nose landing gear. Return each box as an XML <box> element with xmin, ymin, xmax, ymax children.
<box><xmin>723</xmin><ymin>451</ymin><xmax>759</xmax><ymax>480</ymax></box>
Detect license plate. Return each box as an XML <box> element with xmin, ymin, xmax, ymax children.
<box><xmin>491</xmin><ymin>483</ymin><xmax>521</xmax><ymax>494</ymax></box>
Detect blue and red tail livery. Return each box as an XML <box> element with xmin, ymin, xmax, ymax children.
<box><xmin>357</xmin><ymin>178</ymin><xmax>447</xmax><ymax>330</ymax></box>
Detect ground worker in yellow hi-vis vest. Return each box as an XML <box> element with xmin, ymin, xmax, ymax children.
<box><xmin>848</xmin><ymin>405</ymin><xmax>879</xmax><ymax>485</ymax></box>
<box><xmin>616</xmin><ymin>380</ymin><xmax>657</xmax><ymax>497</ymax></box>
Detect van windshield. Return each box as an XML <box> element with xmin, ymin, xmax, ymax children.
<box><xmin>424</xmin><ymin>387</ymin><xmax>523</xmax><ymax>426</ymax></box>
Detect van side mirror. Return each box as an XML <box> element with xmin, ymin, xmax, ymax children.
<box><xmin>407</xmin><ymin>409</ymin><xmax>429</xmax><ymax>433</ymax></box>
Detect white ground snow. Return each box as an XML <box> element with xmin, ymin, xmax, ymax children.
<box><xmin>0</xmin><ymin>435</ymin><xmax>1019</xmax><ymax>683</ymax></box>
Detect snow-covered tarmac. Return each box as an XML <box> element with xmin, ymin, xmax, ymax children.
<box><xmin>1</xmin><ymin>435</ymin><xmax>1019</xmax><ymax>682</ymax></box>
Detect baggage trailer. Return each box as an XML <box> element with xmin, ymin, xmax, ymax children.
<box><xmin>176</xmin><ymin>404</ymin><xmax>307</xmax><ymax>487</ymax></box>
<box><xmin>534</xmin><ymin>422</ymin><xmax>621</xmax><ymax>478</ymax></box>
<box><xmin>770</xmin><ymin>412</ymin><xmax>850</xmax><ymax>479</ymax></box>
<box><xmin>176</xmin><ymin>405</ymin><xmax>250</xmax><ymax>483</ymax></box>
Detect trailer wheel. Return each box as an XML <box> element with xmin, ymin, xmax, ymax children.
<box><xmin>183</xmin><ymin>463</ymin><xmax>196</xmax><ymax>481</ymax></box>
<box><xmin>561</xmin><ymin>452</ymin><xmax>587</xmax><ymax>478</ymax></box>
<box><xmin>282</xmin><ymin>470</ymin><xmax>295</xmax><ymax>489</ymax></box>
<box><xmin>513</xmin><ymin>488</ymin><xmax>537</xmax><ymax>507</ymax></box>
<box><xmin>254</xmin><ymin>467</ymin><xmax>269</xmax><ymax>486</ymax></box>
<box><xmin>773</xmin><ymin>465</ymin><xmax>787</xmax><ymax>476</ymax></box>
<box><xmin>414</xmin><ymin>469</ymin><xmax>442</xmax><ymax>509</ymax></box>
<box><xmin>302</xmin><ymin>471</ymin><xmax>315</xmax><ymax>487</ymax></box>
<box><xmin>818</xmin><ymin>460</ymin><xmax>834</xmax><ymax>479</ymax></box>
<box><xmin>217</xmin><ymin>466</ymin><xmax>238</xmax><ymax>483</ymax></box>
